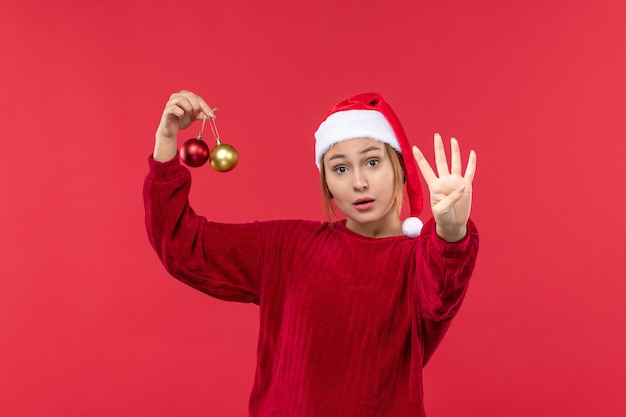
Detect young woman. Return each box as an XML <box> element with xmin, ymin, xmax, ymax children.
<box><xmin>144</xmin><ymin>90</ymin><xmax>479</xmax><ymax>417</ymax></box>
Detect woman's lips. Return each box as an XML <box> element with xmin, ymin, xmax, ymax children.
<box><xmin>353</xmin><ymin>198</ymin><xmax>374</xmax><ymax>211</ymax></box>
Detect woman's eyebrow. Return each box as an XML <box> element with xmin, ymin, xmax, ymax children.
<box><xmin>360</xmin><ymin>146</ymin><xmax>382</xmax><ymax>154</ymax></box>
<box><xmin>327</xmin><ymin>153</ymin><xmax>346</xmax><ymax>162</ymax></box>
<box><xmin>327</xmin><ymin>146</ymin><xmax>383</xmax><ymax>162</ymax></box>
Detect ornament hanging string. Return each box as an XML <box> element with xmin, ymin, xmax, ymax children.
<box><xmin>197</xmin><ymin>108</ymin><xmax>219</xmax><ymax>140</ymax></box>
<box><xmin>208</xmin><ymin>113</ymin><xmax>221</xmax><ymax>144</ymax></box>
<box><xmin>196</xmin><ymin>116</ymin><xmax>207</xmax><ymax>139</ymax></box>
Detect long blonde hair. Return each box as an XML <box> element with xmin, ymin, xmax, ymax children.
<box><xmin>320</xmin><ymin>143</ymin><xmax>405</xmax><ymax>223</ymax></box>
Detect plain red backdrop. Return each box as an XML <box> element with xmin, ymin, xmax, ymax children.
<box><xmin>1</xmin><ymin>0</ymin><xmax>625</xmax><ymax>416</ymax></box>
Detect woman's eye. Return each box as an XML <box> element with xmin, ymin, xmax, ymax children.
<box><xmin>334</xmin><ymin>166</ymin><xmax>347</xmax><ymax>174</ymax></box>
<box><xmin>367</xmin><ymin>159</ymin><xmax>380</xmax><ymax>167</ymax></box>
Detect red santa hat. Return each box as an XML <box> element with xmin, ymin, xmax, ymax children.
<box><xmin>314</xmin><ymin>92</ymin><xmax>424</xmax><ymax>238</ymax></box>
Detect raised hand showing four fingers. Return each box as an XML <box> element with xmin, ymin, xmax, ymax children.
<box><xmin>412</xmin><ymin>133</ymin><xmax>477</xmax><ymax>242</ymax></box>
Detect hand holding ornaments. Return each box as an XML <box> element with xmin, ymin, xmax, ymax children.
<box><xmin>180</xmin><ymin>111</ymin><xmax>239</xmax><ymax>172</ymax></box>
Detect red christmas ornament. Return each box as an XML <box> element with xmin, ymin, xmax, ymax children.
<box><xmin>180</xmin><ymin>137</ymin><xmax>210</xmax><ymax>167</ymax></box>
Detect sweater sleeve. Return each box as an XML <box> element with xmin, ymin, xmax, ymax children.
<box><xmin>143</xmin><ymin>155</ymin><xmax>262</xmax><ymax>304</ymax></box>
<box><xmin>416</xmin><ymin>218</ymin><xmax>479</xmax><ymax>365</ymax></box>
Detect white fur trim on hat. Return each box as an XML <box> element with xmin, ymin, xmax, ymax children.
<box><xmin>314</xmin><ymin>109</ymin><xmax>401</xmax><ymax>170</ymax></box>
<box><xmin>402</xmin><ymin>217</ymin><xmax>423</xmax><ymax>238</ymax></box>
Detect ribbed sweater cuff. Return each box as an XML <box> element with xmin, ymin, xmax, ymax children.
<box><xmin>429</xmin><ymin>218</ymin><xmax>478</xmax><ymax>258</ymax></box>
<box><xmin>146</xmin><ymin>153</ymin><xmax>184</xmax><ymax>182</ymax></box>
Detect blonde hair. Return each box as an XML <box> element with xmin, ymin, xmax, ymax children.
<box><xmin>320</xmin><ymin>143</ymin><xmax>405</xmax><ymax>223</ymax></box>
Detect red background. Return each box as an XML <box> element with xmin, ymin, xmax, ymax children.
<box><xmin>1</xmin><ymin>0</ymin><xmax>625</xmax><ymax>416</ymax></box>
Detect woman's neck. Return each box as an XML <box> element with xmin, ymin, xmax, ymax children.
<box><xmin>345</xmin><ymin>217</ymin><xmax>403</xmax><ymax>238</ymax></box>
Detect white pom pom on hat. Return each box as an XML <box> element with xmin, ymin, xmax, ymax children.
<box><xmin>402</xmin><ymin>216</ymin><xmax>423</xmax><ymax>238</ymax></box>
<box><xmin>314</xmin><ymin>92</ymin><xmax>424</xmax><ymax>238</ymax></box>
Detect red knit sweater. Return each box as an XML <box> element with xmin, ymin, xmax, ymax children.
<box><xmin>144</xmin><ymin>156</ymin><xmax>479</xmax><ymax>417</ymax></box>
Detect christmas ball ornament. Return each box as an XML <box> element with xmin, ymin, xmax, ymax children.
<box><xmin>210</xmin><ymin>140</ymin><xmax>239</xmax><ymax>172</ymax></box>
<box><xmin>180</xmin><ymin>137</ymin><xmax>210</xmax><ymax>167</ymax></box>
<box><xmin>179</xmin><ymin>110</ymin><xmax>239</xmax><ymax>172</ymax></box>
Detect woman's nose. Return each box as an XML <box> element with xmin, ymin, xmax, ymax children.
<box><xmin>353</xmin><ymin>170</ymin><xmax>368</xmax><ymax>191</ymax></box>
